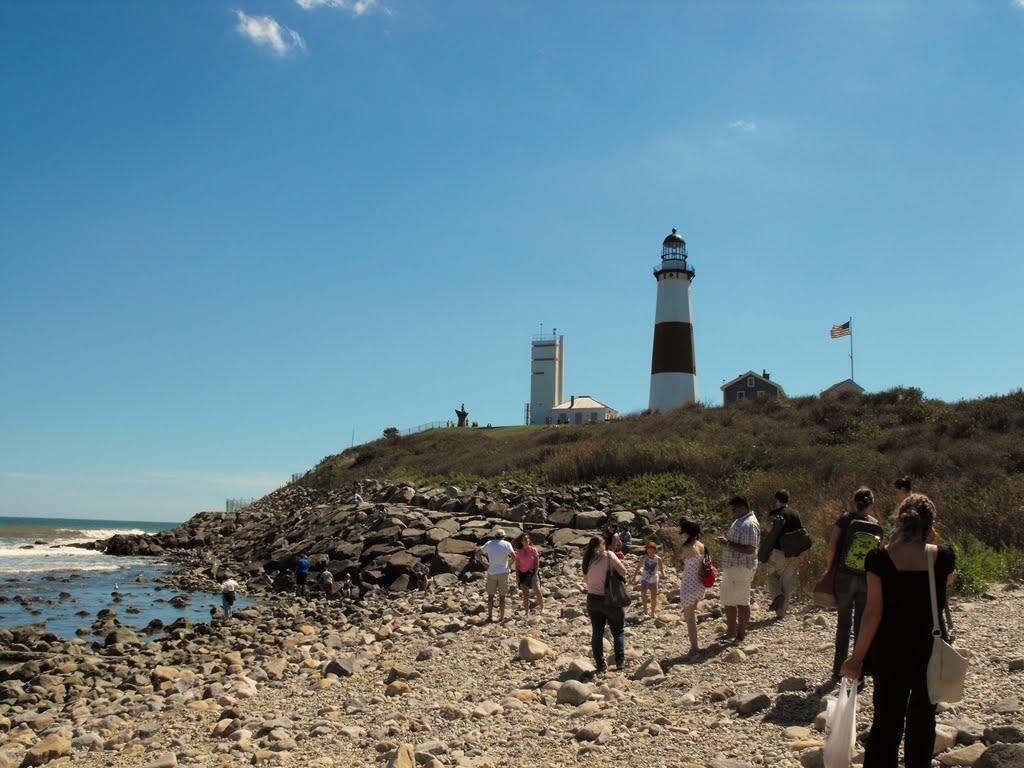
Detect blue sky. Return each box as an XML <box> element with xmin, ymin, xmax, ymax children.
<box><xmin>2</xmin><ymin>1</ymin><xmax>1023</xmax><ymax>521</ymax></box>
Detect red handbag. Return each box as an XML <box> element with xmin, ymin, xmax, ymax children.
<box><xmin>701</xmin><ymin>551</ymin><xmax>718</xmax><ymax>588</ymax></box>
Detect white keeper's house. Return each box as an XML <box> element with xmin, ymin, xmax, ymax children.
<box><xmin>551</xmin><ymin>395</ymin><xmax>618</xmax><ymax>425</ymax></box>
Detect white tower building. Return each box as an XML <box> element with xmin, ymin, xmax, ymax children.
<box><xmin>648</xmin><ymin>228</ymin><xmax>698</xmax><ymax>411</ymax></box>
<box><xmin>529</xmin><ymin>332</ymin><xmax>563</xmax><ymax>424</ymax></box>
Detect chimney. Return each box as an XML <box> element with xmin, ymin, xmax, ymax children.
<box><xmin>570</xmin><ymin>395</ymin><xmax>576</xmax><ymax>407</ymax></box>
<box><xmin>762</xmin><ymin>370</ymin><xmax>770</xmax><ymax>381</ymax></box>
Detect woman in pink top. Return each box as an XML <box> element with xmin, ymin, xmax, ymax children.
<box><xmin>514</xmin><ymin>533</ymin><xmax>544</xmax><ymax>617</ymax></box>
<box><xmin>582</xmin><ymin>535</ymin><xmax>628</xmax><ymax>673</ymax></box>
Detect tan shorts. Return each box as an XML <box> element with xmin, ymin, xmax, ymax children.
<box><xmin>720</xmin><ymin>567</ymin><xmax>755</xmax><ymax>607</ymax></box>
<box><xmin>486</xmin><ymin>572</ymin><xmax>509</xmax><ymax>597</ymax></box>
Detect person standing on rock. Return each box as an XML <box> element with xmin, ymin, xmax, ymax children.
<box><xmin>514</xmin><ymin>533</ymin><xmax>544</xmax><ymax>617</ymax></box>
<box><xmin>758</xmin><ymin>489</ymin><xmax>805</xmax><ymax>619</ymax></box>
<box><xmin>294</xmin><ymin>554</ymin><xmax>311</xmax><ymax>597</ymax></box>
<box><xmin>633</xmin><ymin>541</ymin><xmax>665</xmax><ymax>619</ymax></box>
<box><xmin>717</xmin><ymin>496</ymin><xmax>760</xmax><ymax>644</ymax></box>
<box><xmin>582</xmin><ymin>535</ymin><xmax>628</xmax><ymax>673</ymax></box>
<box><xmin>220</xmin><ymin>576</ymin><xmax>240</xmax><ymax>619</ymax></box>
<box><xmin>339</xmin><ymin>572</ymin><xmax>354</xmax><ymax>600</ymax></box>
<box><xmin>828</xmin><ymin>487</ymin><xmax>884</xmax><ymax>681</ymax></box>
<box><xmin>841</xmin><ymin>493</ymin><xmax>956</xmax><ymax>768</ymax></box>
<box><xmin>477</xmin><ymin>529</ymin><xmax>515</xmax><ymax>622</ymax></box>
<box><xmin>678</xmin><ymin>518</ymin><xmax>706</xmax><ymax>656</ymax></box>
<box><xmin>318</xmin><ymin>568</ymin><xmax>334</xmax><ymax>598</ymax></box>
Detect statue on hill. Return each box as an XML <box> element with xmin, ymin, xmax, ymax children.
<box><xmin>455</xmin><ymin>403</ymin><xmax>469</xmax><ymax>428</ymax></box>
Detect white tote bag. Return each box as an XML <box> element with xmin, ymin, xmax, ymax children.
<box><xmin>823</xmin><ymin>677</ymin><xmax>857</xmax><ymax>768</ymax></box>
<box><xmin>926</xmin><ymin>545</ymin><xmax>968</xmax><ymax>705</ymax></box>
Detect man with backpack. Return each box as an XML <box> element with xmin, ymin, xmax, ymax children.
<box><xmin>828</xmin><ymin>487</ymin><xmax>884</xmax><ymax>681</ymax></box>
<box><xmin>758</xmin><ymin>489</ymin><xmax>810</xmax><ymax>619</ymax></box>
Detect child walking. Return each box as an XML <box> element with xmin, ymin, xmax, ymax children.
<box><xmin>634</xmin><ymin>541</ymin><xmax>665</xmax><ymax>618</ymax></box>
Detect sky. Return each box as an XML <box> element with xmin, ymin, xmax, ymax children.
<box><xmin>2</xmin><ymin>1</ymin><xmax>1023</xmax><ymax>522</ymax></box>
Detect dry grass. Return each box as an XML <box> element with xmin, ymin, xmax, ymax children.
<box><xmin>300</xmin><ymin>388</ymin><xmax>1024</xmax><ymax>554</ymax></box>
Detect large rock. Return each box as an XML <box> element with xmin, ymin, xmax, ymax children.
<box><xmin>574</xmin><ymin>510</ymin><xmax>606</xmax><ymax>529</ymax></box>
<box><xmin>104</xmin><ymin>628</ymin><xmax>138</xmax><ymax>647</ymax></box>
<box><xmin>974</xmin><ymin>744</ymin><xmax>1024</xmax><ymax>768</ymax></box>
<box><xmin>387</xmin><ymin>743</ymin><xmax>417</xmax><ymax>768</ymax></box>
<box><xmin>557</xmin><ymin>680</ymin><xmax>593</xmax><ymax>706</ymax></box>
<box><xmin>22</xmin><ymin>735</ymin><xmax>71</xmax><ymax>767</ymax></box>
<box><xmin>518</xmin><ymin>637</ymin><xmax>550</xmax><ymax>662</ymax></box>
<box><xmin>938</xmin><ymin>744</ymin><xmax>988</xmax><ymax>766</ymax></box>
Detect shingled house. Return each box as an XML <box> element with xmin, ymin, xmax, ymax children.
<box><xmin>721</xmin><ymin>370</ymin><xmax>785</xmax><ymax>406</ymax></box>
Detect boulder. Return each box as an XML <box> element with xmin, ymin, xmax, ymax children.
<box><xmin>557</xmin><ymin>680</ymin><xmax>593</xmax><ymax>706</ymax></box>
<box><xmin>974</xmin><ymin>744</ymin><xmax>1024</xmax><ymax>768</ymax></box>
<box><xmin>518</xmin><ymin>637</ymin><xmax>550</xmax><ymax>662</ymax></box>
<box><xmin>574</xmin><ymin>510</ymin><xmax>606</xmax><ymax>530</ymax></box>
<box><xmin>938</xmin><ymin>744</ymin><xmax>988</xmax><ymax>766</ymax></box>
<box><xmin>22</xmin><ymin>735</ymin><xmax>71</xmax><ymax>767</ymax></box>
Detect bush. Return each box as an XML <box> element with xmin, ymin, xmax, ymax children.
<box><xmin>952</xmin><ymin>536</ymin><xmax>1005</xmax><ymax>597</ymax></box>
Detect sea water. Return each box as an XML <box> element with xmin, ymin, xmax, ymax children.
<box><xmin>0</xmin><ymin>516</ymin><xmax>247</xmax><ymax>638</ymax></box>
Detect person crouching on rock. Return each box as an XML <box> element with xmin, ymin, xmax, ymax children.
<box><xmin>633</xmin><ymin>541</ymin><xmax>665</xmax><ymax>619</ymax></box>
<box><xmin>294</xmin><ymin>554</ymin><xmax>311</xmax><ymax>597</ymax></box>
<box><xmin>514</xmin><ymin>533</ymin><xmax>544</xmax><ymax>618</ymax></box>
<box><xmin>220</xmin><ymin>576</ymin><xmax>239</xmax><ymax>619</ymax></box>
<box><xmin>583</xmin><ymin>535</ymin><xmax>627</xmax><ymax>673</ymax></box>
<box><xmin>477</xmin><ymin>528</ymin><xmax>515</xmax><ymax>622</ymax></box>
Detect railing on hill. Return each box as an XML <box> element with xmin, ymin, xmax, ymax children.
<box><xmin>402</xmin><ymin>420</ymin><xmax>447</xmax><ymax>436</ymax></box>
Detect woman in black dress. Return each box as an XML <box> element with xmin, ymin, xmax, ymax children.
<box><xmin>841</xmin><ymin>493</ymin><xmax>957</xmax><ymax>768</ymax></box>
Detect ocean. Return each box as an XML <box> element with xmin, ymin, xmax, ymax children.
<box><xmin>0</xmin><ymin>515</ymin><xmax>246</xmax><ymax>638</ymax></box>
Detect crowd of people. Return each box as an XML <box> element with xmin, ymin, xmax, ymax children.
<box><xmin>217</xmin><ymin>474</ymin><xmax>957</xmax><ymax>767</ymax></box>
<box><xmin>574</xmin><ymin>476</ymin><xmax>958</xmax><ymax>768</ymax></box>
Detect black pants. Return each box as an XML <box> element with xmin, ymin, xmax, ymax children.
<box><xmin>833</xmin><ymin>570</ymin><xmax>868</xmax><ymax>675</ymax></box>
<box><xmin>865</xmin><ymin>670</ymin><xmax>936</xmax><ymax>768</ymax></box>
<box><xmin>586</xmin><ymin>594</ymin><xmax>625</xmax><ymax>670</ymax></box>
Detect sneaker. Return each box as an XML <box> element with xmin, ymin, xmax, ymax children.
<box><xmin>768</xmin><ymin>595</ymin><xmax>784</xmax><ymax>613</ymax></box>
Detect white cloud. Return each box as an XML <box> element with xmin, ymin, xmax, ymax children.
<box><xmin>295</xmin><ymin>0</ymin><xmax>391</xmax><ymax>16</ymax></box>
<box><xmin>1014</xmin><ymin>0</ymin><xmax>1024</xmax><ymax>9</ymax></box>
<box><xmin>729</xmin><ymin>120</ymin><xmax>758</xmax><ymax>133</ymax></box>
<box><xmin>233</xmin><ymin>10</ymin><xmax>307</xmax><ymax>56</ymax></box>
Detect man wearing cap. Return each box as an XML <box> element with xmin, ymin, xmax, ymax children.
<box><xmin>477</xmin><ymin>528</ymin><xmax>516</xmax><ymax>622</ymax></box>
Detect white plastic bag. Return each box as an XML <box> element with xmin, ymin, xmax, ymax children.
<box><xmin>823</xmin><ymin>678</ymin><xmax>858</xmax><ymax>768</ymax></box>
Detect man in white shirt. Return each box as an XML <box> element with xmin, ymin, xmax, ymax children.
<box><xmin>476</xmin><ymin>529</ymin><xmax>515</xmax><ymax>622</ymax></box>
<box><xmin>220</xmin><ymin>577</ymin><xmax>240</xmax><ymax>619</ymax></box>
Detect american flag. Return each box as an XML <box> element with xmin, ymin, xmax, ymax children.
<box><xmin>830</xmin><ymin>321</ymin><xmax>852</xmax><ymax>339</ymax></box>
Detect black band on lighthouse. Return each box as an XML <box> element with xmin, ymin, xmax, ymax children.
<box><xmin>650</xmin><ymin>321</ymin><xmax>696</xmax><ymax>375</ymax></box>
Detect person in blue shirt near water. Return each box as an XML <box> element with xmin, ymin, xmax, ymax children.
<box><xmin>295</xmin><ymin>554</ymin><xmax>311</xmax><ymax>596</ymax></box>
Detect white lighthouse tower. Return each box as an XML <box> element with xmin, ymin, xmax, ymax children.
<box><xmin>648</xmin><ymin>228</ymin><xmax>698</xmax><ymax>411</ymax></box>
<box><xmin>529</xmin><ymin>331</ymin><xmax>564</xmax><ymax>424</ymax></box>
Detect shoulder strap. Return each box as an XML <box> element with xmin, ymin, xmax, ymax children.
<box><xmin>926</xmin><ymin>544</ymin><xmax>941</xmax><ymax>637</ymax></box>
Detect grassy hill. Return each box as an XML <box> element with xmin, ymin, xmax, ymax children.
<box><xmin>298</xmin><ymin>387</ymin><xmax>1024</xmax><ymax>588</ymax></box>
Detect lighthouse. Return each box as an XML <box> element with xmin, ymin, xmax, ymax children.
<box><xmin>648</xmin><ymin>228</ymin><xmax>698</xmax><ymax>411</ymax></box>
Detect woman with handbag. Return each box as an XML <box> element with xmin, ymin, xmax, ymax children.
<box><xmin>678</xmin><ymin>517</ymin><xmax>706</xmax><ymax>657</ymax></box>
<box><xmin>841</xmin><ymin>494</ymin><xmax>958</xmax><ymax>768</ymax></box>
<box><xmin>582</xmin><ymin>535</ymin><xmax>628</xmax><ymax>673</ymax></box>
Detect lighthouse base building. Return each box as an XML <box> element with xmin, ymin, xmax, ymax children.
<box><xmin>648</xmin><ymin>228</ymin><xmax>698</xmax><ymax>411</ymax></box>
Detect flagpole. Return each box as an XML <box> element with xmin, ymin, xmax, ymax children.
<box><xmin>849</xmin><ymin>316</ymin><xmax>854</xmax><ymax>382</ymax></box>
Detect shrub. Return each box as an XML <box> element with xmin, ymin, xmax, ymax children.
<box><xmin>952</xmin><ymin>536</ymin><xmax>1005</xmax><ymax>597</ymax></box>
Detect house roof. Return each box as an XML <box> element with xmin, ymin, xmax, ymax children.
<box><xmin>821</xmin><ymin>378</ymin><xmax>865</xmax><ymax>396</ymax></box>
<box><xmin>720</xmin><ymin>370</ymin><xmax>786</xmax><ymax>395</ymax></box>
<box><xmin>551</xmin><ymin>395</ymin><xmax>616</xmax><ymax>411</ymax></box>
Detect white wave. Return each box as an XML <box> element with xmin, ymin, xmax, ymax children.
<box><xmin>54</xmin><ymin>528</ymin><xmax>146</xmax><ymax>539</ymax></box>
<box><xmin>0</xmin><ymin>542</ymin><xmax>112</xmax><ymax>559</ymax></box>
<box><xmin>0</xmin><ymin>562</ymin><xmax>132</xmax><ymax>575</ymax></box>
